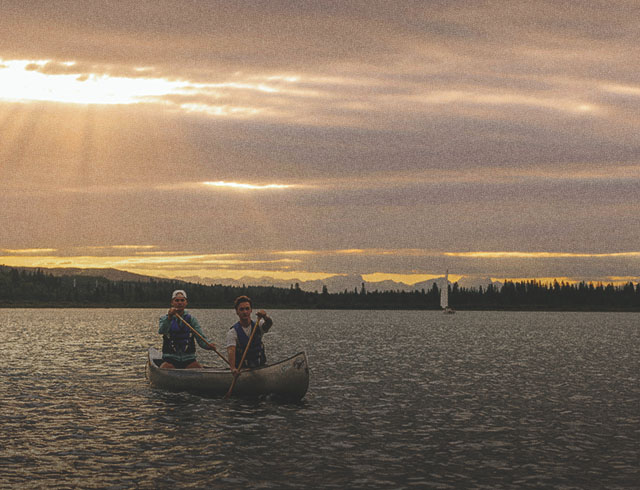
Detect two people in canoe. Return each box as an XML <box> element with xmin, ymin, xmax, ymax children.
<box><xmin>158</xmin><ymin>290</ymin><xmax>272</xmax><ymax>371</ymax></box>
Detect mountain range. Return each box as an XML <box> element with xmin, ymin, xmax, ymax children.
<box><xmin>175</xmin><ymin>273</ymin><xmax>503</xmax><ymax>293</ymax></box>
<box><xmin>2</xmin><ymin>264</ymin><xmax>502</xmax><ymax>293</ymax></box>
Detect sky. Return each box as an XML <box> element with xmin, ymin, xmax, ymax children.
<box><xmin>1</xmin><ymin>0</ymin><xmax>639</xmax><ymax>287</ymax></box>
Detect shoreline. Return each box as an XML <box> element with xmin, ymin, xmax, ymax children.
<box><xmin>2</xmin><ymin>304</ymin><xmax>639</xmax><ymax>312</ymax></box>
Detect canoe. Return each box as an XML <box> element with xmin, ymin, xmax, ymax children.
<box><xmin>145</xmin><ymin>347</ymin><xmax>309</xmax><ymax>401</ymax></box>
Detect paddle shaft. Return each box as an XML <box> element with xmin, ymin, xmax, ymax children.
<box><xmin>224</xmin><ymin>316</ymin><xmax>261</xmax><ymax>398</ymax></box>
<box><xmin>174</xmin><ymin>313</ymin><xmax>230</xmax><ymax>366</ymax></box>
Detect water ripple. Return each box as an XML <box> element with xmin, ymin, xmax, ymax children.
<box><xmin>0</xmin><ymin>309</ymin><xmax>638</xmax><ymax>488</ymax></box>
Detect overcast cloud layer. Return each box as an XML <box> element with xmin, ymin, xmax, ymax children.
<box><xmin>1</xmin><ymin>1</ymin><xmax>639</xmax><ymax>284</ymax></box>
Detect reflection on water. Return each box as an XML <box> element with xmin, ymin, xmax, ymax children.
<box><xmin>0</xmin><ymin>309</ymin><xmax>638</xmax><ymax>488</ymax></box>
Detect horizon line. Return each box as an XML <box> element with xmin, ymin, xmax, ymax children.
<box><xmin>1</xmin><ymin>263</ymin><xmax>637</xmax><ymax>287</ymax></box>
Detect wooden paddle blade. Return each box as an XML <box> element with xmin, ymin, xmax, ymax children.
<box><xmin>224</xmin><ymin>374</ymin><xmax>240</xmax><ymax>399</ymax></box>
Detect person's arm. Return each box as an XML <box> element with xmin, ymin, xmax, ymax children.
<box><xmin>256</xmin><ymin>310</ymin><xmax>273</xmax><ymax>333</ymax></box>
<box><xmin>227</xmin><ymin>346</ymin><xmax>237</xmax><ymax>373</ymax></box>
<box><xmin>159</xmin><ymin>305</ymin><xmax>179</xmax><ymax>334</ymax></box>
<box><xmin>226</xmin><ymin>328</ymin><xmax>238</xmax><ymax>373</ymax></box>
<box><xmin>158</xmin><ymin>314</ymin><xmax>171</xmax><ymax>334</ymax></box>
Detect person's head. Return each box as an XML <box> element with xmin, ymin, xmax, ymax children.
<box><xmin>171</xmin><ymin>289</ymin><xmax>188</xmax><ymax>310</ymax></box>
<box><xmin>234</xmin><ymin>295</ymin><xmax>252</xmax><ymax>322</ymax></box>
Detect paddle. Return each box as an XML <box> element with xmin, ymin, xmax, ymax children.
<box><xmin>174</xmin><ymin>313</ymin><xmax>230</xmax><ymax>366</ymax></box>
<box><xmin>224</xmin><ymin>315</ymin><xmax>262</xmax><ymax>399</ymax></box>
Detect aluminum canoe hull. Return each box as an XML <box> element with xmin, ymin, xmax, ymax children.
<box><xmin>146</xmin><ymin>347</ymin><xmax>309</xmax><ymax>401</ymax></box>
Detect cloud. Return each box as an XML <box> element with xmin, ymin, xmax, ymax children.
<box><xmin>1</xmin><ymin>1</ymin><xmax>640</xmax><ymax>283</ymax></box>
<box><xmin>1</xmin><ymin>248</ymin><xmax>57</xmax><ymax>254</ymax></box>
<box><xmin>446</xmin><ymin>251</ymin><xmax>640</xmax><ymax>259</ymax></box>
<box><xmin>2</xmin><ymin>246</ymin><xmax>638</xmax><ymax>286</ymax></box>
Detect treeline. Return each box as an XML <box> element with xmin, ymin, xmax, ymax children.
<box><xmin>1</xmin><ymin>266</ymin><xmax>639</xmax><ymax>311</ymax></box>
<box><xmin>448</xmin><ymin>280</ymin><xmax>640</xmax><ymax>311</ymax></box>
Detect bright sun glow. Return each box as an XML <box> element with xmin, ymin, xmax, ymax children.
<box><xmin>203</xmin><ymin>181</ymin><xmax>293</xmax><ymax>190</ymax></box>
<box><xmin>0</xmin><ymin>59</ymin><xmax>189</xmax><ymax>105</ymax></box>
<box><xmin>0</xmin><ymin>58</ymin><xmax>293</xmax><ymax>116</ymax></box>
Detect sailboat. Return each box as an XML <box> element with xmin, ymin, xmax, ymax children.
<box><xmin>441</xmin><ymin>270</ymin><xmax>456</xmax><ymax>314</ymax></box>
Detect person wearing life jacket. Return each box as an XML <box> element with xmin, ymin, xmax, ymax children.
<box><xmin>158</xmin><ymin>289</ymin><xmax>217</xmax><ymax>369</ymax></box>
<box><xmin>226</xmin><ymin>295</ymin><xmax>273</xmax><ymax>374</ymax></box>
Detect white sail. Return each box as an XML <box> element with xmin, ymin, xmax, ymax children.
<box><xmin>440</xmin><ymin>270</ymin><xmax>449</xmax><ymax>309</ymax></box>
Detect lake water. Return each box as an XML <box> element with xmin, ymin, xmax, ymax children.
<box><xmin>0</xmin><ymin>309</ymin><xmax>638</xmax><ymax>489</ymax></box>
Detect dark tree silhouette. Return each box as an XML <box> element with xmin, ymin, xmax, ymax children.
<box><xmin>0</xmin><ymin>266</ymin><xmax>638</xmax><ymax>311</ymax></box>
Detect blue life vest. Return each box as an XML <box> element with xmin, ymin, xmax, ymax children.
<box><xmin>163</xmin><ymin>313</ymin><xmax>196</xmax><ymax>355</ymax></box>
<box><xmin>232</xmin><ymin>321</ymin><xmax>266</xmax><ymax>368</ymax></box>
